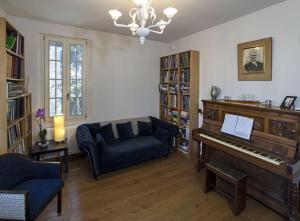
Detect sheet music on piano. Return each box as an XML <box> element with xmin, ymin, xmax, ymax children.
<box><xmin>221</xmin><ymin>114</ymin><xmax>254</xmax><ymax>140</ymax></box>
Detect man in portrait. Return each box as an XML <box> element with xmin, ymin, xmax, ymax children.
<box><xmin>244</xmin><ymin>48</ymin><xmax>264</xmax><ymax>72</ymax></box>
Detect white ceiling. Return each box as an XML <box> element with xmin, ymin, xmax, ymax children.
<box><xmin>0</xmin><ymin>0</ymin><xmax>285</xmax><ymax>42</ymax></box>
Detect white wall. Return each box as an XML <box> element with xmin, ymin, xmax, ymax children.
<box><xmin>5</xmin><ymin>16</ymin><xmax>167</xmax><ymax>153</ymax></box>
<box><xmin>0</xmin><ymin>5</ymin><xmax>6</xmax><ymax>17</ymax></box>
<box><xmin>168</xmin><ymin>0</ymin><xmax>300</xmax><ymax>111</ymax></box>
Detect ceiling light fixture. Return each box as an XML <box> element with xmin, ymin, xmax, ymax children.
<box><xmin>109</xmin><ymin>0</ymin><xmax>177</xmax><ymax>45</ymax></box>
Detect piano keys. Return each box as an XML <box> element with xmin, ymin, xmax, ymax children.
<box><xmin>192</xmin><ymin>100</ymin><xmax>300</xmax><ymax>220</ymax></box>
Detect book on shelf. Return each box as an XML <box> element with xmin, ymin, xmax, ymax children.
<box><xmin>180</xmin><ymin>69</ymin><xmax>190</xmax><ymax>83</ymax></box>
<box><xmin>179</xmin><ymin>126</ymin><xmax>190</xmax><ymax>140</ymax></box>
<box><xmin>180</xmin><ymin>111</ymin><xmax>189</xmax><ymax>125</ymax></box>
<box><xmin>6</xmin><ymin>82</ymin><xmax>25</xmax><ymax>98</ymax></box>
<box><xmin>169</xmin><ymin>70</ymin><xmax>178</xmax><ymax>83</ymax></box>
<box><xmin>181</xmin><ymin>95</ymin><xmax>190</xmax><ymax>110</ymax></box>
<box><xmin>169</xmin><ymin>84</ymin><xmax>179</xmax><ymax>94</ymax></box>
<box><xmin>8</xmin><ymin>122</ymin><xmax>22</xmax><ymax>148</ymax></box>
<box><xmin>160</xmin><ymin>107</ymin><xmax>168</xmax><ymax>119</ymax></box>
<box><xmin>169</xmin><ymin>94</ymin><xmax>177</xmax><ymax>108</ymax></box>
<box><xmin>159</xmin><ymin>84</ymin><xmax>169</xmax><ymax>93</ymax></box>
<box><xmin>168</xmin><ymin>108</ymin><xmax>178</xmax><ymax>122</ymax></box>
<box><xmin>168</xmin><ymin>55</ymin><xmax>178</xmax><ymax>69</ymax></box>
<box><xmin>180</xmin><ymin>52</ymin><xmax>190</xmax><ymax>67</ymax></box>
<box><xmin>161</xmin><ymin>57</ymin><xmax>168</xmax><ymax>70</ymax></box>
<box><xmin>7</xmin><ymin>98</ymin><xmax>24</xmax><ymax>124</ymax></box>
<box><xmin>160</xmin><ymin>70</ymin><xmax>169</xmax><ymax>83</ymax></box>
<box><xmin>160</xmin><ymin>93</ymin><xmax>168</xmax><ymax>106</ymax></box>
<box><xmin>7</xmin><ymin>54</ymin><xmax>24</xmax><ymax>79</ymax></box>
<box><xmin>6</xmin><ymin>32</ymin><xmax>24</xmax><ymax>56</ymax></box>
<box><xmin>178</xmin><ymin>141</ymin><xmax>189</xmax><ymax>153</ymax></box>
<box><xmin>180</xmin><ymin>84</ymin><xmax>190</xmax><ymax>94</ymax></box>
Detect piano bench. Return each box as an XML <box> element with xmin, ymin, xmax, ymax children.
<box><xmin>204</xmin><ymin>161</ymin><xmax>247</xmax><ymax>215</ymax></box>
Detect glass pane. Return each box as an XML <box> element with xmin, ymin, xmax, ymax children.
<box><xmin>49</xmin><ymin>42</ymin><xmax>56</xmax><ymax>60</ymax></box>
<box><xmin>77</xmin><ymin>80</ymin><xmax>82</xmax><ymax>97</ymax></box>
<box><xmin>56</xmin><ymin>61</ymin><xmax>62</xmax><ymax>79</ymax></box>
<box><xmin>70</xmin><ymin>97</ymin><xmax>82</xmax><ymax>116</ymax></box>
<box><xmin>49</xmin><ymin>99</ymin><xmax>55</xmax><ymax>117</ymax></box>
<box><xmin>70</xmin><ymin>80</ymin><xmax>77</xmax><ymax>97</ymax></box>
<box><xmin>49</xmin><ymin>61</ymin><xmax>56</xmax><ymax>79</ymax></box>
<box><xmin>70</xmin><ymin>62</ymin><xmax>76</xmax><ymax>79</ymax></box>
<box><xmin>56</xmin><ymin>98</ymin><xmax>63</xmax><ymax>115</ymax></box>
<box><xmin>77</xmin><ymin>62</ymin><xmax>82</xmax><ymax>79</ymax></box>
<box><xmin>77</xmin><ymin>45</ymin><xmax>83</xmax><ymax>62</ymax></box>
<box><xmin>70</xmin><ymin>44</ymin><xmax>77</xmax><ymax>63</ymax></box>
<box><xmin>56</xmin><ymin>80</ymin><xmax>63</xmax><ymax>98</ymax></box>
<box><xmin>49</xmin><ymin>80</ymin><xmax>56</xmax><ymax>98</ymax></box>
<box><xmin>56</xmin><ymin>42</ymin><xmax>63</xmax><ymax>61</ymax></box>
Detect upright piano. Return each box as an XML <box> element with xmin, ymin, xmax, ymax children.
<box><xmin>192</xmin><ymin>100</ymin><xmax>300</xmax><ymax>220</ymax></box>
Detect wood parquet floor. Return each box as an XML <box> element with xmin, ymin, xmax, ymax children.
<box><xmin>38</xmin><ymin>153</ymin><xmax>284</xmax><ymax>221</ymax></box>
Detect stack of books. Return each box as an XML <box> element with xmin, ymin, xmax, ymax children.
<box><xmin>169</xmin><ymin>70</ymin><xmax>178</xmax><ymax>83</ymax></box>
<box><xmin>168</xmin><ymin>55</ymin><xmax>178</xmax><ymax>69</ymax></box>
<box><xmin>7</xmin><ymin>99</ymin><xmax>24</xmax><ymax>124</ymax></box>
<box><xmin>180</xmin><ymin>52</ymin><xmax>190</xmax><ymax>67</ymax></box>
<box><xmin>180</xmin><ymin>69</ymin><xmax>190</xmax><ymax>83</ymax></box>
<box><xmin>7</xmin><ymin>54</ymin><xmax>24</xmax><ymax>79</ymax></box>
<box><xmin>181</xmin><ymin>95</ymin><xmax>190</xmax><ymax>110</ymax></box>
<box><xmin>160</xmin><ymin>93</ymin><xmax>168</xmax><ymax>106</ymax></box>
<box><xmin>180</xmin><ymin>84</ymin><xmax>190</xmax><ymax>94</ymax></box>
<box><xmin>169</xmin><ymin>84</ymin><xmax>179</xmax><ymax>93</ymax></box>
<box><xmin>160</xmin><ymin>71</ymin><xmax>169</xmax><ymax>83</ymax></box>
<box><xmin>159</xmin><ymin>84</ymin><xmax>169</xmax><ymax>93</ymax></box>
<box><xmin>178</xmin><ymin>141</ymin><xmax>189</xmax><ymax>154</ymax></box>
<box><xmin>161</xmin><ymin>57</ymin><xmax>168</xmax><ymax>70</ymax></box>
<box><xmin>169</xmin><ymin>94</ymin><xmax>177</xmax><ymax>108</ymax></box>
<box><xmin>7</xmin><ymin>82</ymin><xmax>25</xmax><ymax>97</ymax></box>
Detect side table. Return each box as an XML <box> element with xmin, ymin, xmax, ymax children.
<box><xmin>30</xmin><ymin>138</ymin><xmax>69</xmax><ymax>173</ymax></box>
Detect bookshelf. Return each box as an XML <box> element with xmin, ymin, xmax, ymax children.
<box><xmin>0</xmin><ymin>17</ymin><xmax>32</xmax><ymax>155</ymax></box>
<box><xmin>159</xmin><ymin>51</ymin><xmax>199</xmax><ymax>160</ymax></box>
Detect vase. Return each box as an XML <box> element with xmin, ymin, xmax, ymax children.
<box><xmin>210</xmin><ymin>86</ymin><xmax>219</xmax><ymax>101</ymax></box>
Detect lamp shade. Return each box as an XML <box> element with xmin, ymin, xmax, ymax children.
<box><xmin>54</xmin><ymin>115</ymin><xmax>65</xmax><ymax>142</ymax></box>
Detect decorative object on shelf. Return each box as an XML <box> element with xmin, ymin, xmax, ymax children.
<box><xmin>280</xmin><ymin>96</ymin><xmax>297</xmax><ymax>109</ymax></box>
<box><xmin>210</xmin><ymin>86</ymin><xmax>220</xmax><ymax>101</ymax></box>
<box><xmin>108</xmin><ymin>0</ymin><xmax>177</xmax><ymax>45</ymax></box>
<box><xmin>35</xmin><ymin>108</ymin><xmax>47</xmax><ymax>146</ymax></box>
<box><xmin>224</xmin><ymin>96</ymin><xmax>231</xmax><ymax>101</ymax></box>
<box><xmin>54</xmin><ymin>115</ymin><xmax>65</xmax><ymax>143</ymax></box>
<box><xmin>238</xmin><ymin>37</ymin><xmax>272</xmax><ymax>81</ymax></box>
<box><xmin>6</xmin><ymin>35</ymin><xmax>16</xmax><ymax>50</ymax></box>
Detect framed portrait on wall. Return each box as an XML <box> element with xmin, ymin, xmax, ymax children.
<box><xmin>238</xmin><ymin>37</ymin><xmax>272</xmax><ymax>81</ymax></box>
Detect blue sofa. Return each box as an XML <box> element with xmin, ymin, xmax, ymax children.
<box><xmin>76</xmin><ymin>116</ymin><xmax>179</xmax><ymax>179</ymax></box>
<box><xmin>0</xmin><ymin>154</ymin><xmax>64</xmax><ymax>221</ymax></box>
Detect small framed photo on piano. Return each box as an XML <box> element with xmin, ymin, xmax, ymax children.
<box><xmin>280</xmin><ymin>96</ymin><xmax>297</xmax><ymax>109</ymax></box>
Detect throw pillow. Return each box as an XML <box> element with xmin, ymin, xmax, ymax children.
<box><xmin>116</xmin><ymin>122</ymin><xmax>135</xmax><ymax>140</ymax></box>
<box><xmin>154</xmin><ymin>126</ymin><xmax>172</xmax><ymax>142</ymax></box>
<box><xmin>95</xmin><ymin>123</ymin><xmax>117</xmax><ymax>144</ymax></box>
<box><xmin>138</xmin><ymin>121</ymin><xmax>153</xmax><ymax>136</ymax></box>
<box><xmin>85</xmin><ymin>122</ymin><xmax>101</xmax><ymax>140</ymax></box>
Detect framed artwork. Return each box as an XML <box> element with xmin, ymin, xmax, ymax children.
<box><xmin>280</xmin><ymin>96</ymin><xmax>297</xmax><ymax>109</ymax></box>
<box><xmin>238</xmin><ymin>37</ymin><xmax>272</xmax><ymax>81</ymax></box>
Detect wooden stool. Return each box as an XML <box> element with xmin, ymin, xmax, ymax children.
<box><xmin>205</xmin><ymin>161</ymin><xmax>247</xmax><ymax>215</ymax></box>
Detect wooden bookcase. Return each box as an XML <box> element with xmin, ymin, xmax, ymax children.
<box><xmin>0</xmin><ymin>17</ymin><xmax>32</xmax><ymax>155</ymax></box>
<box><xmin>159</xmin><ymin>50</ymin><xmax>199</xmax><ymax>160</ymax></box>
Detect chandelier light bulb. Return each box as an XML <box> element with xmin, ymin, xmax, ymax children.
<box><xmin>109</xmin><ymin>9</ymin><xmax>122</xmax><ymax>21</ymax></box>
<box><xmin>157</xmin><ymin>20</ymin><xmax>166</xmax><ymax>31</ymax></box>
<box><xmin>163</xmin><ymin>7</ymin><xmax>178</xmax><ymax>19</ymax></box>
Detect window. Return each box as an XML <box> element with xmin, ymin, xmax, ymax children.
<box><xmin>44</xmin><ymin>35</ymin><xmax>88</xmax><ymax>120</ymax></box>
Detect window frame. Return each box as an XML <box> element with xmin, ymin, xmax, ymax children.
<box><xmin>44</xmin><ymin>35</ymin><xmax>88</xmax><ymax>122</ymax></box>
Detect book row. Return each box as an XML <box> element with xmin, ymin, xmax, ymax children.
<box><xmin>159</xmin><ymin>84</ymin><xmax>190</xmax><ymax>94</ymax></box>
<box><xmin>7</xmin><ymin>54</ymin><xmax>24</xmax><ymax>79</ymax></box>
<box><xmin>160</xmin><ymin>52</ymin><xmax>190</xmax><ymax>70</ymax></box>
<box><xmin>160</xmin><ymin>69</ymin><xmax>190</xmax><ymax>83</ymax></box>
<box><xmin>7</xmin><ymin>98</ymin><xmax>24</xmax><ymax>124</ymax></box>
<box><xmin>7</xmin><ymin>31</ymin><xmax>24</xmax><ymax>56</ymax></box>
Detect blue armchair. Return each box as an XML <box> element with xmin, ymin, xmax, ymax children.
<box><xmin>0</xmin><ymin>153</ymin><xmax>64</xmax><ymax>221</ymax></box>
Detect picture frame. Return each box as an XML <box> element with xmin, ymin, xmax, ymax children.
<box><xmin>280</xmin><ymin>96</ymin><xmax>297</xmax><ymax>109</ymax></box>
<box><xmin>238</xmin><ymin>37</ymin><xmax>272</xmax><ymax>81</ymax></box>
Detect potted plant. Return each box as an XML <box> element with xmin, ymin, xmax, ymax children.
<box><xmin>34</xmin><ymin>108</ymin><xmax>48</xmax><ymax>146</ymax></box>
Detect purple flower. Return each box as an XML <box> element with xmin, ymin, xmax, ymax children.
<box><xmin>35</xmin><ymin>108</ymin><xmax>45</xmax><ymax>120</ymax></box>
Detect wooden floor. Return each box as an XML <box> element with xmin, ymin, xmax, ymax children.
<box><xmin>38</xmin><ymin>153</ymin><xmax>284</xmax><ymax>221</ymax></box>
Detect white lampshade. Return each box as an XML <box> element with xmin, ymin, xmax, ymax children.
<box><xmin>133</xmin><ymin>0</ymin><xmax>148</xmax><ymax>7</ymax></box>
<box><xmin>54</xmin><ymin>115</ymin><xmax>65</xmax><ymax>142</ymax></box>
<box><xmin>157</xmin><ymin>20</ymin><xmax>166</xmax><ymax>31</ymax></box>
<box><xmin>163</xmin><ymin>7</ymin><xmax>178</xmax><ymax>19</ymax></box>
<box><xmin>109</xmin><ymin>9</ymin><xmax>122</xmax><ymax>20</ymax></box>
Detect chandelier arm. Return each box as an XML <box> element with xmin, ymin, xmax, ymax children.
<box><xmin>147</xmin><ymin>18</ymin><xmax>171</xmax><ymax>29</ymax></box>
<box><xmin>149</xmin><ymin>29</ymin><xmax>164</xmax><ymax>35</ymax></box>
<box><xmin>113</xmin><ymin>20</ymin><xmax>133</xmax><ymax>28</ymax></box>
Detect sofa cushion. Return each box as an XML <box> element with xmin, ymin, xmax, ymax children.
<box><xmin>138</xmin><ymin>121</ymin><xmax>153</xmax><ymax>136</ymax></box>
<box><xmin>96</xmin><ymin>123</ymin><xmax>117</xmax><ymax>144</ymax></box>
<box><xmin>116</xmin><ymin>122</ymin><xmax>135</xmax><ymax>140</ymax></box>
<box><xmin>13</xmin><ymin>179</ymin><xmax>64</xmax><ymax>220</ymax></box>
<box><xmin>85</xmin><ymin>122</ymin><xmax>101</xmax><ymax>140</ymax></box>
<box><xmin>102</xmin><ymin>136</ymin><xmax>168</xmax><ymax>167</ymax></box>
<box><xmin>154</xmin><ymin>126</ymin><xmax>172</xmax><ymax>142</ymax></box>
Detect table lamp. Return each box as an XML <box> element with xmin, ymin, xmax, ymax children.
<box><xmin>54</xmin><ymin>115</ymin><xmax>65</xmax><ymax>143</ymax></box>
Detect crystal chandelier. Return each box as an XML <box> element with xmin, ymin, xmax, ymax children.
<box><xmin>109</xmin><ymin>0</ymin><xmax>177</xmax><ymax>45</ymax></box>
